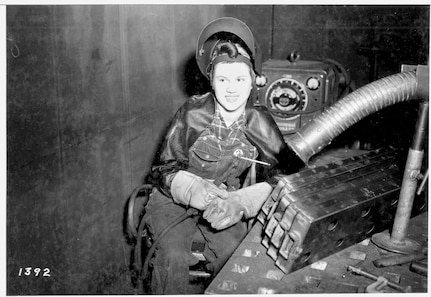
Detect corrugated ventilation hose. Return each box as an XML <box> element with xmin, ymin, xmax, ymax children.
<box><xmin>286</xmin><ymin>71</ymin><xmax>419</xmax><ymax>164</ymax></box>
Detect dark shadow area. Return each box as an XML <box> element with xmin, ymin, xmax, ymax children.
<box><xmin>138</xmin><ymin>52</ymin><xmax>211</xmax><ymax>186</ymax></box>
<box><xmin>329</xmin><ymin>101</ymin><xmax>420</xmax><ymax>151</ymax></box>
<box><xmin>180</xmin><ymin>52</ymin><xmax>212</xmax><ymax>98</ymax></box>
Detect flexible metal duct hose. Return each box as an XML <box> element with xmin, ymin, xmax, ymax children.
<box><xmin>286</xmin><ymin>71</ymin><xmax>419</xmax><ymax>164</ymax></box>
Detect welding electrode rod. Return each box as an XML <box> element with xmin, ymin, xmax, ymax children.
<box><xmin>346</xmin><ymin>265</ymin><xmax>411</xmax><ymax>293</ymax></box>
<box><xmin>239</xmin><ymin>156</ymin><xmax>271</xmax><ymax>166</ymax></box>
<box><xmin>416</xmin><ymin>168</ymin><xmax>428</xmax><ymax>195</ymax></box>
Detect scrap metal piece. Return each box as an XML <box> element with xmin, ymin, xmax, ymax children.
<box><xmin>261</xmin><ymin>147</ymin><xmax>427</xmax><ymax>275</ymax></box>
<box><xmin>265</xmin><ymin>269</ymin><xmax>284</xmax><ymax>281</ymax></box>
<box><xmin>349</xmin><ymin>251</ymin><xmax>367</xmax><ymax>261</ymax></box>
<box><xmin>310</xmin><ymin>261</ymin><xmax>328</xmax><ymax>271</ymax></box>
<box><xmin>216</xmin><ymin>280</ymin><xmax>238</xmax><ymax>292</ymax></box>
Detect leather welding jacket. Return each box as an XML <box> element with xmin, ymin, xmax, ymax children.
<box><xmin>151</xmin><ymin>92</ymin><xmax>302</xmax><ymax>197</ymax></box>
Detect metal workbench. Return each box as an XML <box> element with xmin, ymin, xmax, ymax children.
<box><xmin>205</xmin><ymin>211</ymin><xmax>427</xmax><ymax>294</ymax></box>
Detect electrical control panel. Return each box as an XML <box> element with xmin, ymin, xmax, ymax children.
<box><xmin>255</xmin><ymin>59</ymin><xmax>339</xmax><ymax>135</ymax></box>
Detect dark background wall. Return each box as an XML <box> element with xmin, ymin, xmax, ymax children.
<box><xmin>6</xmin><ymin>5</ymin><xmax>429</xmax><ymax>294</ymax></box>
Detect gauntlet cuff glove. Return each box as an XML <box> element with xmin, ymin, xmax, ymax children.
<box><xmin>203</xmin><ymin>182</ymin><xmax>273</xmax><ymax>229</ymax></box>
<box><xmin>170</xmin><ymin>170</ymin><xmax>229</xmax><ymax>210</ymax></box>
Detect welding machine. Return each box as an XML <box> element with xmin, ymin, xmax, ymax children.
<box><xmin>255</xmin><ymin>59</ymin><xmax>340</xmax><ymax>135</ymax></box>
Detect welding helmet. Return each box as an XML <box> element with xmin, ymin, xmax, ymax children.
<box><xmin>196</xmin><ymin>17</ymin><xmax>266</xmax><ymax>87</ymax></box>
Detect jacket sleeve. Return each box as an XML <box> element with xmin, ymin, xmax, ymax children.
<box><xmin>150</xmin><ymin>106</ymin><xmax>190</xmax><ymax>197</ymax></box>
<box><xmin>149</xmin><ymin>94</ymin><xmax>213</xmax><ymax>197</ymax></box>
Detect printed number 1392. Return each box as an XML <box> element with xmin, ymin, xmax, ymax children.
<box><xmin>18</xmin><ymin>267</ymin><xmax>51</xmax><ymax>277</ymax></box>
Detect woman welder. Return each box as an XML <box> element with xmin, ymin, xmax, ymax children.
<box><xmin>146</xmin><ymin>17</ymin><xmax>302</xmax><ymax>294</ymax></box>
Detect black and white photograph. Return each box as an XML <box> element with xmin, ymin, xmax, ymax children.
<box><xmin>5</xmin><ymin>2</ymin><xmax>429</xmax><ymax>295</ymax></box>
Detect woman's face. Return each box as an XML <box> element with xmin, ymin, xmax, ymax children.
<box><xmin>212</xmin><ymin>62</ymin><xmax>253</xmax><ymax>113</ymax></box>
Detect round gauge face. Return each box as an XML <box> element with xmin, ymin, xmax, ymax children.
<box><xmin>307</xmin><ymin>77</ymin><xmax>320</xmax><ymax>90</ymax></box>
<box><xmin>265</xmin><ymin>78</ymin><xmax>308</xmax><ymax>118</ymax></box>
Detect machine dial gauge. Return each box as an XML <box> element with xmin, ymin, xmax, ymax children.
<box><xmin>265</xmin><ymin>78</ymin><xmax>308</xmax><ymax>119</ymax></box>
<box><xmin>306</xmin><ymin>77</ymin><xmax>320</xmax><ymax>90</ymax></box>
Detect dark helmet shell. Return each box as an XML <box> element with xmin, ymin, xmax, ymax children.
<box><xmin>196</xmin><ymin>17</ymin><xmax>262</xmax><ymax>79</ymax></box>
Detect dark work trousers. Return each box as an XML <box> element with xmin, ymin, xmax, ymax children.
<box><xmin>145</xmin><ymin>188</ymin><xmax>248</xmax><ymax>294</ymax></box>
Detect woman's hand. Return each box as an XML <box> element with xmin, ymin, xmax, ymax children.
<box><xmin>170</xmin><ymin>170</ymin><xmax>229</xmax><ymax>210</ymax></box>
<box><xmin>203</xmin><ymin>191</ymin><xmax>245</xmax><ymax>230</ymax></box>
<box><xmin>203</xmin><ymin>182</ymin><xmax>273</xmax><ymax>230</ymax></box>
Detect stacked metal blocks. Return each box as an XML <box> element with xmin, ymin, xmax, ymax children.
<box><xmin>257</xmin><ymin>147</ymin><xmax>426</xmax><ymax>275</ymax></box>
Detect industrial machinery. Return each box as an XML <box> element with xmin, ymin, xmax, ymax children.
<box><xmin>257</xmin><ymin>146</ymin><xmax>427</xmax><ymax>274</ymax></box>
<box><xmin>128</xmin><ymin>58</ymin><xmax>428</xmax><ymax>293</ymax></box>
<box><xmin>259</xmin><ymin>64</ymin><xmax>428</xmax><ymax>275</ymax></box>
<box><xmin>205</xmin><ymin>65</ymin><xmax>428</xmax><ymax>294</ymax></box>
<box><xmin>254</xmin><ymin>55</ymin><xmax>348</xmax><ymax>135</ymax></box>
<box><xmin>205</xmin><ymin>147</ymin><xmax>427</xmax><ymax>294</ymax></box>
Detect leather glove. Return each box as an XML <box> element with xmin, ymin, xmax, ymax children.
<box><xmin>203</xmin><ymin>182</ymin><xmax>273</xmax><ymax>230</ymax></box>
<box><xmin>170</xmin><ymin>170</ymin><xmax>229</xmax><ymax>210</ymax></box>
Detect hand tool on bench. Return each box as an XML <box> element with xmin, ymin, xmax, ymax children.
<box><xmin>346</xmin><ymin>265</ymin><xmax>412</xmax><ymax>293</ymax></box>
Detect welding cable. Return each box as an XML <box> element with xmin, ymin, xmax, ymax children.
<box><xmin>134</xmin><ymin>198</ymin><xmax>187</xmax><ymax>272</ymax></box>
<box><xmin>133</xmin><ymin>198</ymin><xmax>174</xmax><ymax>285</ymax></box>
<box><xmin>127</xmin><ymin>184</ymin><xmax>153</xmax><ymax>239</ymax></box>
<box><xmin>139</xmin><ymin>208</ymin><xmax>199</xmax><ymax>283</ymax></box>
<box><xmin>133</xmin><ymin>213</ymin><xmax>149</xmax><ymax>285</ymax></box>
<box><xmin>127</xmin><ymin>185</ymin><xmax>183</xmax><ymax>286</ymax></box>
<box><xmin>135</xmin><ymin>201</ymin><xmax>176</xmax><ymax>267</ymax></box>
